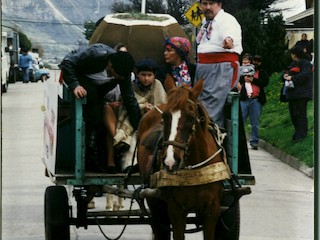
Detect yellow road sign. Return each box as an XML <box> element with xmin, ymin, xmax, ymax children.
<box><xmin>184</xmin><ymin>2</ymin><xmax>204</xmax><ymax>28</ymax></box>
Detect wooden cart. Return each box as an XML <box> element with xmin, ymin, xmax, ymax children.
<box><xmin>43</xmin><ymin>80</ymin><xmax>254</xmax><ymax>240</ymax></box>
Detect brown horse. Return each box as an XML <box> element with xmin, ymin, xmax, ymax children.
<box><xmin>137</xmin><ymin>76</ymin><xmax>230</xmax><ymax>240</ymax></box>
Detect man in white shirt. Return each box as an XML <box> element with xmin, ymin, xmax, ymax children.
<box><xmin>195</xmin><ymin>0</ymin><xmax>243</xmax><ymax>127</ymax></box>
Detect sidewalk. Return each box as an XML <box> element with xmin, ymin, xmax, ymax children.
<box><xmin>257</xmin><ymin>139</ymin><xmax>314</xmax><ymax>178</ymax></box>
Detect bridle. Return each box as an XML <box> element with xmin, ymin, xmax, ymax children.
<box><xmin>161</xmin><ymin>99</ymin><xmax>222</xmax><ymax>170</ymax></box>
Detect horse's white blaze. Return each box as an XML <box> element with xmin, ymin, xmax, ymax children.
<box><xmin>164</xmin><ymin>110</ymin><xmax>181</xmax><ymax>170</ymax></box>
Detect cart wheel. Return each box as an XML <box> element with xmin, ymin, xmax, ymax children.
<box><xmin>45</xmin><ymin>186</ymin><xmax>70</xmax><ymax>240</ymax></box>
<box><xmin>215</xmin><ymin>195</ymin><xmax>240</xmax><ymax>240</ymax></box>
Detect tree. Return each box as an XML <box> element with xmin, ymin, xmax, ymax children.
<box><xmin>166</xmin><ymin>0</ymin><xmax>191</xmax><ymax>25</ymax></box>
<box><xmin>262</xmin><ymin>14</ymin><xmax>289</xmax><ymax>73</ymax></box>
<box><xmin>19</xmin><ymin>32</ymin><xmax>32</xmax><ymax>51</ymax></box>
<box><xmin>237</xmin><ymin>9</ymin><xmax>264</xmax><ymax>56</ymax></box>
<box><xmin>111</xmin><ymin>0</ymin><xmax>191</xmax><ymax>25</ymax></box>
<box><xmin>32</xmin><ymin>44</ymin><xmax>45</xmax><ymax>58</ymax></box>
<box><xmin>112</xmin><ymin>0</ymin><xmax>165</xmax><ymax>14</ymax></box>
<box><xmin>237</xmin><ymin>9</ymin><xmax>288</xmax><ymax>73</ymax></box>
<box><xmin>83</xmin><ymin>20</ymin><xmax>97</xmax><ymax>40</ymax></box>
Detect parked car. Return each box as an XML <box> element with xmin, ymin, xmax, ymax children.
<box><xmin>17</xmin><ymin>63</ymin><xmax>50</xmax><ymax>82</ymax></box>
<box><xmin>31</xmin><ymin>66</ymin><xmax>50</xmax><ymax>82</ymax></box>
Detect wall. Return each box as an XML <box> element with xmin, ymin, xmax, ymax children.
<box><xmin>286</xmin><ymin>30</ymin><xmax>314</xmax><ymax>50</ymax></box>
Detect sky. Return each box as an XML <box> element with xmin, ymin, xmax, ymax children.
<box><xmin>271</xmin><ymin>0</ymin><xmax>306</xmax><ymax>20</ymax></box>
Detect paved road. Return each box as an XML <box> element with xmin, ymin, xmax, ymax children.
<box><xmin>1</xmin><ymin>77</ymin><xmax>314</xmax><ymax>239</ymax></box>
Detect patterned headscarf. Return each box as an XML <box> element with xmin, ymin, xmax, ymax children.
<box><xmin>164</xmin><ymin>37</ymin><xmax>191</xmax><ymax>60</ymax></box>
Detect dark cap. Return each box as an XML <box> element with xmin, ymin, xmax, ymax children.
<box><xmin>21</xmin><ymin>47</ymin><xmax>29</xmax><ymax>53</ymax></box>
<box><xmin>135</xmin><ymin>58</ymin><xmax>159</xmax><ymax>73</ymax></box>
<box><xmin>110</xmin><ymin>51</ymin><xmax>135</xmax><ymax>77</ymax></box>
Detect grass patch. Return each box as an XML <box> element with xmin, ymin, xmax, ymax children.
<box><xmin>114</xmin><ymin>13</ymin><xmax>169</xmax><ymax>21</ymax></box>
<box><xmin>244</xmin><ymin>72</ymin><xmax>314</xmax><ymax>167</ymax></box>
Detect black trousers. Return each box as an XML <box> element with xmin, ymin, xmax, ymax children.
<box><xmin>80</xmin><ymin>78</ymin><xmax>118</xmax><ymax>130</ymax></box>
<box><xmin>288</xmin><ymin>97</ymin><xmax>309</xmax><ymax>140</ymax></box>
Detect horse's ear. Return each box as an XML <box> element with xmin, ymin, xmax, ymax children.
<box><xmin>164</xmin><ymin>74</ymin><xmax>176</xmax><ymax>92</ymax></box>
<box><xmin>191</xmin><ymin>79</ymin><xmax>204</xmax><ymax>100</ymax></box>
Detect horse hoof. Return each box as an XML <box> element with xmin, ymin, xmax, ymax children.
<box><xmin>106</xmin><ymin>205</ymin><xmax>112</xmax><ymax>210</ymax></box>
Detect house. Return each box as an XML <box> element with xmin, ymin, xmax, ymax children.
<box><xmin>284</xmin><ymin>0</ymin><xmax>314</xmax><ymax>49</ymax></box>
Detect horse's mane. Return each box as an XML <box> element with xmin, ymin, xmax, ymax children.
<box><xmin>165</xmin><ymin>85</ymin><xmax>190</xmax><ymax>111</ymax></box>
<box><xmin>165</xmin><ymin>85</ymin><xmax>210</xmax><ymax>130</ymax></box>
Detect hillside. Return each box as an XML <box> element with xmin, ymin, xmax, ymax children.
<box><xmin>2</xmin><ymin>0</ymin><xmax>117</xmax><ymax>62</ymax></box>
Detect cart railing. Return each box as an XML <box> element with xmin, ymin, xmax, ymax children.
<box><xmin>53</xmin><ymin>85</ymin><xmax>254</xmax><ymax>186</ymax></box>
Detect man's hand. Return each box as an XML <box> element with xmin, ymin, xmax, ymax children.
<box><xmin>223</xmin><ymin>37</ymin><xmax>234</xmax><ymax>49</ymax></box>
<box><xmin>73</xmin><ymin>86</ymin><xmax>87</xmax><ymax>98</ymax></box>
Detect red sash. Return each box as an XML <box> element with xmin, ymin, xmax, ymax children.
<box><xmin>198</xmin><ymin>52</ymin><xmax>239</xmax><ymax>87</ymax></box>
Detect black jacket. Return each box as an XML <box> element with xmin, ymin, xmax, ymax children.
<box><xmin>60</xmin><ymin>43</ymin><xmax>116</xmax><ymax>91</ymax></box>
<box><xmin>59</xmin><ymin>43</ymin><xmax>141</xmax><ymax>129</ymax></box>
<box><xmin>239</xmin><ymin>66</ymin><xmax>269</xmax><ymax>105</ymax></box>
<box><xmin>281</xmin><ymin>59</ymin><xmax>313</xmax><ymax>101</ymax></box>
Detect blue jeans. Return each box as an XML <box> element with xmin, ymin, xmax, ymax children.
<box><xmin>240</xmin><ymin>98</ymin><xmax>262</xmax><ymax>145</ymax></box>
<box><xmin>21</xmin><ymin>67</ymin><xmax>29</xmax><ymax>82</ymax></box>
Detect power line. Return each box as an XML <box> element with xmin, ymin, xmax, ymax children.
<box><xmin>32</xmin><ymin>42</ymin><xmax>81</xmax><ymax>45</ymax></box>
<box><xmin>2</xmin><ymin>18</ymin><xmax>86</xmax><ymax>26</ymax></box>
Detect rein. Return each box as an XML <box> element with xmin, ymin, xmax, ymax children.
<box><xmin>163</xmin><ymin>140</ymin><xmax>188</xmax><ymax>150</ymax></box>
<box><xmin>184</xmin><ymin>148</ymin><xmax>222</xmax><ymax>170</ymax></box>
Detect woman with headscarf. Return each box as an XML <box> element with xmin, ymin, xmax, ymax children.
<box><xmin>157</xmin><ymin>37</ymin><xmax>196</xmax><ymax>88</ymax></box>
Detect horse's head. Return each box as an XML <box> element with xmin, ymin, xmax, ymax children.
<box><xmin>161</xmin><ymin>75</ymin><xmax>207</xmax><ymax>173</ymax></box>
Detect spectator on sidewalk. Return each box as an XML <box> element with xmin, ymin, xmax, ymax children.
<box><xmin>294</xmin><ymin>33</ymin><xmax>312</xmax><ymax>61</ymax></box>
<box><xmin>281</xmin><ymin>45</ymin><xmax>313</xmax><ymax>143</ymax></box>
<box><xmin>239</xmin><ymin>55</ymin><xmax>269</xmax><ymax>150</ymax></box>
<box><xmin>18</xmin><ymin>48</ymin><xmax>33</xmax><ymax>83</ymax></box>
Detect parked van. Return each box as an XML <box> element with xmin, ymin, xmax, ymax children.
<box><xmin>1</xmin><ymin>32</ymin><xmax>10</xmax><ymax>93</ymax></box>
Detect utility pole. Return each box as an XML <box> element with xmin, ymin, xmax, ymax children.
<box><xmin>95</xmin><ymin>0</ymin><xmax>100</xmax><ymax>14</ymax></box>
<box><xmin>141</xmin><ymin>0</ymin><xmax>146</xmax><ymax>14</ymax></box>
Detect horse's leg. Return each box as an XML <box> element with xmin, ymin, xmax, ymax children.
<box><xmin>147</xmin><ymin>198</ymin><xmax>171</xmax><ymax>240</ymax></box>
<box><xmin>113</xmin><ymin>185</ymin><xmax>124</xmax><ymax>211</ymax></box>
<box><xmin>106</xmin><ymin>193</ymin><xmax>113</xmax><ymax>210</ymax></box>
<box><xmin>167</xmin><ymin>203</ymin><xmax>187</xmax><ymax>240</ymax></box>
<box><xmin>202</xmin><ymin>201</ymin><xmax>220</xmax><ymax>240</ymax></box>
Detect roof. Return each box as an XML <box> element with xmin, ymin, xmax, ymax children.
<box><xmin>285</xmin><ymin>7</ymin><xmax>314</xmax><ymax>28</ymax></box>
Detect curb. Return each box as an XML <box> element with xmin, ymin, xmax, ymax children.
<box><xmin>258</xmin><ymin>139</ymin><xmax>314</xmax><ymax>179</ymax></box>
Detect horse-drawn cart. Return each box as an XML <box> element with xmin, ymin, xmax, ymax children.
<box><xmin>43</xmin><ymin>80</ymin><xmax>254</xmax><ymax>240</ymax></box>
<box><xmin>43</xmin><ymin>13</ymin><xmax>255</xmax><ymax>240</ymax></box>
